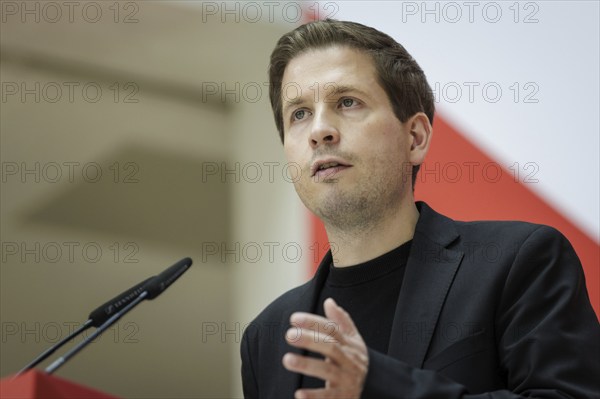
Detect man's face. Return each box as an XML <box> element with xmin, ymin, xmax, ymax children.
<box><xmin>281</xmin><ymin>46</ymin><xmax>415</xmax><ymax>231</ymax></box>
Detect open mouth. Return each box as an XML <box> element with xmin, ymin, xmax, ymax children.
<box><xmin>311</xmin><ymin>159</ymin><xmax>352</xmax><ymax>179</ymax></box>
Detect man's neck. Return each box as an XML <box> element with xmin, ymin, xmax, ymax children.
<box><xmin>324</xmin><ymin>200</ymin><xmax>419</xmax><ymax>268</ymax></box>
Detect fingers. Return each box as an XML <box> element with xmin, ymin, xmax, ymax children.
<box><xmin>285</xmin><ymin>327</ymin><xmax>349</xmax><ymax>364</ymax></box>
<box><xmin>282</xmin><ymin>353</ymin><xmax>338</xmax><ymax>381</ymax></box>
<box><xmin>283</xmin><ymin>351</ymin><xmax>367</xmax><ymax>398</ymax></box>
<box><xmin>290</xmin><ymin>298</ymin><xmax>359</xmax><ymax>341</ymax></box>
<box><xmin>289</xmin><ymin>313</ymin><xmax>345</xmax><ymax>344</ymax></box>
<box><xmin>323</xmin><ymin>298</ymin><xmax>359</xmax><ymax>336</ymax></box>
<box><xmin>283</xmin><ymin>299</ymin><xmax>369</xmax><ymax>398</ymax></box>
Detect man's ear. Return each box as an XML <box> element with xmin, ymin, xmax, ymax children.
<box><xmin>408</xmin><ymin>112</ymin><xmax>432</xmax><ymax>166</ymax></box>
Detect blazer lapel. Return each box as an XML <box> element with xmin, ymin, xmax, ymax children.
<box><xmin>275</xmin><ymin>251</ymin><xmax>332</xmax><ymax>398</ymax></box>
<box><xmin>387</xmin><ymin>202</ymin><xmax>464</xmax><ymax>368</ymax></box>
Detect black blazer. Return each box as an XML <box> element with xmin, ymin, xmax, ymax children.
<box><xmin>241</xmin><ymin>202</ymin><xmax>600</xmax><ymax>398</ymax></box>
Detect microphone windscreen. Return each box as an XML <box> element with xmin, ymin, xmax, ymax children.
<box><xmin>145</xmin><ymin>257</ymin><xmax>193</xmax><ymax>300</ymax></box>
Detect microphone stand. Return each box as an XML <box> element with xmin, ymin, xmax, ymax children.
<box><xmin>45</xmin><ymin>291</ymin><xmax>148</xmax><ymax>375</ymax></box>
<box><xmin>14</xmin><ymin>319</ymin><xmax>93</xmax><ymax>378</ymax></box>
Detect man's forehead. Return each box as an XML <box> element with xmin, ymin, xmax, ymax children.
<box><xmin>281</xmin><ymin>46</ymin><xmax>377</xmax><ymax>90</ymax></box>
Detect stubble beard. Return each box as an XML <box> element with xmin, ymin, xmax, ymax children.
<box><xmin>298</xmin><ymin>169</ymin><xmax>407</xmax><ymax>238</ymax></box>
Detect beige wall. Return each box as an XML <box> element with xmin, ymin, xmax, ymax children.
<box><xmin>0</xmin><ymin>2</ymin><xmax>306</xmax><ymax>397</ymax></box>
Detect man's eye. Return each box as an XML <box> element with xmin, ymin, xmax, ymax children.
<box><xmin>293</xmin><ymin>109</ymin><xmax>306</xmax><ymax>120</ymax></box>
<box><xmin>341</xmin><ymin>98</ymin><xmax>356</xmax><ymax>107</ymax></box>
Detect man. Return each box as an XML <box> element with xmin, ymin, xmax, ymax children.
<box><xmin>240</xmin><ymin>19</ymin><xmax>600</xmax><ymax>398</ymax></box>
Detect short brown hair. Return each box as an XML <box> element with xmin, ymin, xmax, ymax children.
<box><xmin>268</xmin><ymin>19</ymin><xmax>435</xmax><ymax>187</ymax></box>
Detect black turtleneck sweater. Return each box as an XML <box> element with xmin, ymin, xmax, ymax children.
<box><xmin>300</xmin><ymin>240</ymin><xmax>412</xmax><ymax>389</ymax></box>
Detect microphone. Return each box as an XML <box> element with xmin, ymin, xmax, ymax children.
<box><xmin>15</xmin><ymin>276</ymin><xmax>156</xmax><ymax>377</ymax></box>
<box><xmin>15</xmin><ymin>258</ymin><xmax>193</xmax><ymax>377</ymax></box>
<box><xmin>44</xmin><ymin>257</ymin><xmax>193</xmax><ymax>375</ymax></box>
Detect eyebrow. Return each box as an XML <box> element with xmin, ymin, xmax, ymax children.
<box><xmin>282</xmin><ymin>96</ymin><xmax>303</xmax><ymax>117</ymax></box>
<box><xmin>327</xmin><ymin>84</ymin><xmax>364</xmax><ymax>97</ymax></box>
<box><xmin>322</xmin><ymin>84</ymin><xmax>371</xmax><ymax>102</ymax></box>
<box><xmin>281</xmin><ymin>84</ymin><xmax>369</xmax><ymax>116</ymax></box>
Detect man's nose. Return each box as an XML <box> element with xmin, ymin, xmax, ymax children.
<box><xmin>309</xmin><ymin>110</ymin><xmax>340</xmax><ymax>148</ymax></box>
